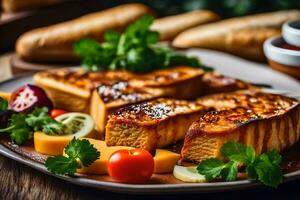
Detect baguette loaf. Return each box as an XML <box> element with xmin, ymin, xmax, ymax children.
<box><xmin>151</xmin><ymin>10</ymin><xmax>220</xmax><ymax>41</ymax></box>
<box><xmin>173</xmin><ymin>10</ymin><xmax>300</xmax><ymax>61</ymax></box>
<box><xmin>16</xmin><ymin>4</ymin><xmax>154</xmax><ymax>62</ymax></box>
<box><xmin>2</xmin><ymin>0</ymin><xmax>61</xmax><ymax>12</ymax></box>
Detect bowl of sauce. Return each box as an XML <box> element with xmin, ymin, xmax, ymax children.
<box><xmin>283</xmin><ymin>20</ymin><xmax>300</xmax><ymax>47</ymax></box>
<box><xmin>264</xmin><ymin>36</ymin><xmax>300</xmax><ymax>79</ymax></box>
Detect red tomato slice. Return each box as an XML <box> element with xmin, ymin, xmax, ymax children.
<box><xmin>50</xmin><ymin>109</ymin><xmax>66</xmax><ymax>118</ymax></box>
<box><xmin>108</xmin><ymin>149</ymin><xmax>154</xmax><ymax>183</ymax></box>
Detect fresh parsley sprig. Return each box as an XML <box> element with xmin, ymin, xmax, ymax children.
<box><xmin>45</xmin><ymin>138</ymin><xmax>100</xmax><ymax>175</ymax></box>
<box><xmin>0</xmin><ymin>97</ymin><xmax>8</xmax><ymax>111</ymax></box>
<box><xmin>74</xmin><ymin>15</ymin><xmax>213</xmax><ymax>73</ymax></box>
<box><xmin>197</xmin><ymin>141</ymin><xmax>283</xmax><ymax>188</ymax></box>
<box><xmin>0</xmin><ymin>106</ymin><xmax>63</xmax><ymax>145</ymax></box>
<box><xmin>26</xmin><ymin>107</ymin><xmax>62</xmax><ymax>135</ymax></box>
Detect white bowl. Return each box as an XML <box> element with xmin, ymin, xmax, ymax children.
<box><xmin>263</xmin><ymin>36</ymin><xmax>300</xmax><ymax>78</ymax></box>
<box><xmin>283</xmin><ymin>19</ymin><xmax>300</xmax><ymax>47</ymax></box>
<box><xmin>264</xmin><ymin>36</ymin><xmax>300</xmax><ymax>66</ymax></box>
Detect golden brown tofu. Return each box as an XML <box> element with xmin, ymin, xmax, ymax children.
<box><xmin>105</xmin><ymin>98</ymin><xmax>211</xmax><ymax>151</ymax></box>
<box><xmin>181</xmin><ymin>91</ymin><xmax>300</xmax><ymax>163</ymax></box>
<box><xmin>129</xmin><ymin>66</ymin><xmax>205</xmax><ymax>99</ymax></box>
<box><xmin>34</xmin><ymin>66</ymin><xmax>206</xmax><ymax>112</ymax></box>
<box><xmin>90</xmin><ymin>81</ymin><xmax>164</xmax><ymax>138</ymax></box>
<box><xmin>34</xmin><ymin>69</ymin><xmax>135</xmax><ymax>112</ymax></box>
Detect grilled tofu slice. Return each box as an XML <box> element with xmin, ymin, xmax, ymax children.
<box><xmin>181</xmin><ymin>91</ymin><xmax>300</xmax><ymax>163</ymax></box>
<box><xmin>34</xmin><ymin>69</ymin><xmax>135</xmax><ymax>112</ymax></box>
<box><xmin>129</xmin><ymin>66</ymin><xmax>205</xmax><ymax>99</ymax></box>
<box><xmin>105</xmin><ymin>98</ymin><xmax>211</xmax><ymax>151</ymax></box>
<box><xmin>34</xmin><ymin>66</ymin><xmax>206</xmax><ymax>112</ymax></box>
<box><xmin>202</xmin><ymin>72</ymin><xmax>251</xmax><ymax>94</ymax></box>
<box><xmin>90</xmin><ymin>81</ymin><xmax>164</xmax><ymax>138</ymax></box>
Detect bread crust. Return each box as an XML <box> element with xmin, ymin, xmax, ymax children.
<box><xmin>16</xmin><ymin>4</ymin><xmax>154</xmax><ymax>62</ymax></box>
<box><xmin>173</xmin><ymin>10</ymin><xmax>300</xmax><ymax>61</ymax></box>
<box><xmin>151</xmin><ymin>10</ymin><xmax>220</xmax><ymax>41</ymax></box>
<box><xmin>2</xmin><ymin>0</ymin><xmax>61</xmax><ymax>12</ymax></box>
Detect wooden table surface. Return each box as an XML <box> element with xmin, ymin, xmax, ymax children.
<box><xmin>1</xmin><ymin>54</ymin><xmax>300</xmax><ymax>200</ymax></box>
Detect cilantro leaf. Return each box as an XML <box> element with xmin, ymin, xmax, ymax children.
<box><xmin>197</xmin><ymin>141</ymin><xmax>283</xmax><ymax>188</ymax></box>
<box><xmin>265</xmin><ymin>149</ymin><xmax>282</xmax><ymax>165</ymax></box>
<box><xmin>0</xmin><ymin>98</ymin><xmax>8</xmax><ymax>111</ymax></box>
<box><xmin>0</xmin><ymin>113</ymin><xmax>32</xmax><ymax>145</ymax></box>
<box><xmin>74</xmin><ymin>14</ymin><xmax>212</xmax><ymax>72</ymax></box>
<box><xmin>45</xmin><ymin>155</ymin><xmax>79</xmax><ymax>175</ymax></box>
<box><xmin>10</xmin><ymin>126</ymin><xmax>32</xmax><ymax>145</ymax></box>
<box><xmin>221</xmin><ymin>141</ymin><xmax>256</xmax><ymax>165</ymax></box>
<box><xmin>246</xmin><ymin>164</ymin><xmax>258</xmax><ymax>180</ymax></box>
<box><xmin>197</xmin><ymin>158</ymin><xmax>225</xmax><ymax>181</ymax></box>
<box><xmin>0</xmin><ymin>107</ymin><xmax>63</xmax><ymax>145</ymax></box>
<box><xmin>65</xmin><ymin>138</ymin><xmax>100</xmax><ymax>166</ymax></box>
<box><xmin>221</xmin><ymin>161</ymin><xmax>238</xmax><ymax>181</ymax></box>
<box><xmin>45</xmin><ymin>138</ymin><xmax>100</xmax><ymax>175</ymax></box>
<box><xmin>251</xmin><ymin>151</ymin><xmax>282</xmax><ymax>188</ymax></box>
<box><xmin>26</xmin><ymin>107</ymin><xmax>63</xmax><ymax>135</ymax></box>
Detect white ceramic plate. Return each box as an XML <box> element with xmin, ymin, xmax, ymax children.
<box><xmin>0</xmin><ymin>50</ymin><xmax>300</xmax><ymax>194</ymax></box>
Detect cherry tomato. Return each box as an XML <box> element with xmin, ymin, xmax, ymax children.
<box><xmin>108</xmin><ymin>149</ymin><xmax>154</xmax><ymax>183</ymax></box>
<box><xmin>50</xmin><ymin>109</ymin><xmax>66</xmax><ymax>118</ymax></box>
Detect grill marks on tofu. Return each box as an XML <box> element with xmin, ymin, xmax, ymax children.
<box><xmin>181</xmin><ymin>92</ymin><xmax>300</xmax><ymax>163</ymax></box>
<box><xmin>105</xmin><ymin>99</ymin><xmax>211</xmax><ymax>151</ymax></box>
<box><xmin>90</xmin><ymin>81</ymin><xmax>163</xmax><ymax>136</ymax></box>
<box><xmin>97</xmin><ymin>81</ymin><xmax>163</xmax><ymax>105</ymax></box>
<box><xmin>34</xmin><ymin>69</ymin><xmax>135</xmax><ymax>112</ymax></box>
<box><xmin>129</xmin><ymin>66</ymin><xmax>205</xmax><ymax>99</ymax></box>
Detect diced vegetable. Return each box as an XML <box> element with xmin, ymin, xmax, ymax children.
<box><xmin>55</xmin><ymin>112</ymin><xmax>94</xmax><ymax>137</ymax></box>
<box><xmin>173</xmin><ymin>165</ymin><xmax>206</xmax><ymax>183</ymax></box>
<box><xmin>9</xmin><ymin>84</ymin><xmax>53</xmax><ymax>113</ymax></box>
<box><xmin>50</xmin><ymin>109</ymin><xmax>66</xmax><ymax>119</ymax></box>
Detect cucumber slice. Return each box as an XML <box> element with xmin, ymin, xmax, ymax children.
<box><xmin>55</xmin><ymin>112</ymin><xmax>94</xmax><ymax>137</ymax></box>
<box><xmin>173</xmin><ymin>165</ymin><xmax>206</xmax><ymax>183</ymax></box>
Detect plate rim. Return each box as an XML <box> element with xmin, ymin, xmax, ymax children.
<box><xmin>0</xmin><ymin>74</ymin><xmax>300</xmax><ymax>194</ymax></box>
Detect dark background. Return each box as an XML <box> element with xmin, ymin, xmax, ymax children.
<box><xmin>103</xmin><ymin>0</ymin><xmax>300</xmax><ymax>17</ymax></box>
<box><xmin>1</xmin><ymin>0</ymin><xmax>300</xmax><ymax>53</ymax></box>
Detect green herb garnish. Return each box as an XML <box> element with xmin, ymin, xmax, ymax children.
<box><xmin>0</xmin><ymin>97</ymin><xmax>8</xmax><ymax>111</ymax></box>
<box><xmin>74</xmin><ymin>15</ymin><xmax>213</xmax><ymax>72</ymax></box>
<box><xmin>197</xmin><ymin>141</ymin><xmax>283</xmax><ymax>188</ymax></box>
<box><xmin>0</xmin><ymin>107</ymin><xmax>63</xmax><ymax>145</ymax></box>
<box><xmin>26</xmin><ymin>107</ymin><xmax>63</xmax><ymax>135</ymax></box>
<box><xmin>45</xmin><ymin>138</ymin><xmax>100</xmax><ymax>175</ymax></box>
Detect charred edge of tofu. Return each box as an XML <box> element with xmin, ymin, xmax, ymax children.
<box><xmin>107</xmin><ymin>98</ymin><xmax>210</xmax><ymax>125</ymax></box>
<box><xmin>96</xmin><ymin>81</ymin><xmax>161</xmax><ymax>104</ymax></box>
<box><xmin>198</xmin><ymin>91</ymin><xmax>299</xmax><ymax>115</ymax></box>
<box><xmin>34</xmin><ymin>69</ymin><xmax>136</xmax><ymax>91</ymax></box>
<box><xmin>182</xmin><ymin>93</ymin><xmax>300</xmax><ymax>163</ymax></box>
<box><xmin>129</xmin><ymin>66</ymin><xmax>204</xmax><ymax>87</ymax></box>
<box><xmin>105</xmin><ymin>99</ymin><xmax>211</xmax><ymax>150</ymax></box>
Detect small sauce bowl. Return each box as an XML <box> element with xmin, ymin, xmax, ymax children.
<box><xmin>283</xmin><ymin>20</ymin><xmax>300</xmax><ymax>47</ymax></box>
<box><xmin>263</xmin><ymin>36</ymin><xmax>300</xmax><ymax>79</ymax></box>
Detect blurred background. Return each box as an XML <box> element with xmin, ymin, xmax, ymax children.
<box><xmin>1</xmin><ymin>0</ymin><xmax>299</xmax><ymax>52</ymax></box>
<box><xmin>1</xmin><ymin>0</ymin><xmax>300</xmax><ymax>79</ymax></box>
<box><xmin>105</xmin><ymin>0</ymin><xmax>300</xmax><ymax>17</ymax></box>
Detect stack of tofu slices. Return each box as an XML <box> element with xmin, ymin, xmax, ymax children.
<box><xmin>34</xmin><ymin>66</ymin><xmax>300</xmax><ymax>163</ymax></box>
